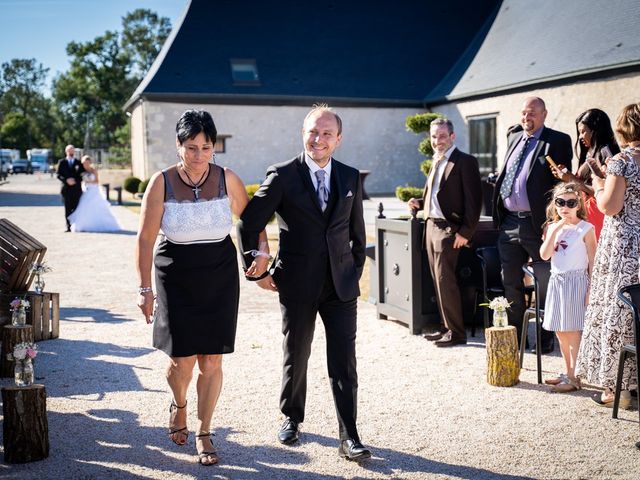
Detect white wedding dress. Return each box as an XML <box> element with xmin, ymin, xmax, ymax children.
<box><xmin>68</xmin><ymin>173</ymin><xmax>122</xmax><ymax>232</ymax></box>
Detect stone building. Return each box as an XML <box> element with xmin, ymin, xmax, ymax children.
<box><xmin>124</xmin><ymin>0</ymin><xmax>500</xmax><ymax>193</ymax></box>
<box><xmin>426</xmin><ymin>0</ymin><xmax>640</xmax><ymax>174</ymax></box>
<box><xmin>125</xmin><ymin>0</ymin><xmax>640</xmax><ymax>192</ymax></box>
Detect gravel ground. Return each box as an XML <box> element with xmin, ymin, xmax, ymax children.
<box><xmin>0</xmin><ymin>174</ymin><xmax>639</xmax><ymax>480</ymax></box>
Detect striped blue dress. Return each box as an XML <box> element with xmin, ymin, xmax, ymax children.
<box><xmin>542</xmin><ymin>220</ymin><xmax>593</xmax><ymax>332</ymax></box>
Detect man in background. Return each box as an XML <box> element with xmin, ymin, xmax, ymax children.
<box><xmin>492</xmin><ymin>97</ymin><xmax>573</xmax><ymax>353</ymax></box>
<box><xmin>56</xmin><ymin>144</ymin><xmax>84</xmax><ymax>232</ymax></box>
<box><xmin>408</xmin><ymin>118</ymin><xmax>482</xmax><ymax>347</ymax></box>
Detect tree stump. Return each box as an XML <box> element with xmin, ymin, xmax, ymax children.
<box><xmin>486</xmin><ymin>326</ymin><xmax>520</xmax><ymax>386</ymax></box>
<box><xmin>2</xmin><ymin>384</ymin><xmax>49</xmax><ymax>463</ymax></box>
<box><xmin>1</xmin><ymin>325</ymin><xmax>34</xmax><ymax>378</ymax></box>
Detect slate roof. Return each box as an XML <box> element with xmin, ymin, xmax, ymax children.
<box><xmin>125</xmin><ymin>0</ymin><xmax>500</xmax><ymax>110</ymax></box>
<box><xmin>426</xmin><ymin>0</ymin><xmax>640</xmax><ymax>103</ymax></box>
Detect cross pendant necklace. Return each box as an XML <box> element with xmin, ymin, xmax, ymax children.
<box><xmin>181</xmin><ymin>164</ymin><xmax>209</xmax><ymax>201</ymax></box>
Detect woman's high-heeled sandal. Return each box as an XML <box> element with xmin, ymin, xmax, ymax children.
<box><xmin>195</xmin><ymin>432</ymin><xmax>219</xmax><ymax>466</ymax></box>
<box><xmin>168</xmin><ymin>400</ymin><xmax>188</xmax><ymax>445</ymax></box>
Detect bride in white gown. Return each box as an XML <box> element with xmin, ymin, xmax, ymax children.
<box><xmin>68</xmin><ymin>156</ymin><xmax>122</xmax><ymax>232</ymax></box>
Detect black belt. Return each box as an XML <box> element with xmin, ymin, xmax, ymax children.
<box><xmin>506</xmin><ymin>210</ymin><xmax>531</xmax><ymax>218</ymax></box>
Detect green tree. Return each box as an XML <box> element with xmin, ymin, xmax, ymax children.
<box><xmin>108</xmin><ymin>121</ymin><xmax>132</xmax><ymax>167</ymax></box>
<box><xmin>121</xmin><ymin>9</ymin><xmax>171</xmax><ymax>78</ymax></box>
<box><xmin>0</xmin><ymin>112</ymin><xmax>31</xmax><ymax>152</ymax></box>
<box><xmin>52</xmin><ymin>9</ymin><xmax>170</xmax><ymax>156</ymax></box>
<box><xmin>0</xmin><ymin>58</ymin><xmax>49</xmax><ymax>118</ymax></box>
<box><xmin>0</xmin><ymin>58</ymin><xmax>51</xmax><ymax>149</ymax></box>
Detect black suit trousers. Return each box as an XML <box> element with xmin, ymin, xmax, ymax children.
<box><xmin>497</xmin><ymin>214</ymin><xmax>554</xmax><ymax>346</ymax></box>
<box><xmin>279</xmin><ymin>272</ymin><xmax>359</xmax><ymax>441</ymax></box>
<box><xmin>62</xmin><ymin>185</ymin><xmax>82</xmax><ymax>229</ymax></box>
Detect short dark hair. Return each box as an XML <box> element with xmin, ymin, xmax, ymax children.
<box><xmin>176</xmin><ymin>109</ymin><xmax>217</xmax><ymax>144</ymax></box>
<box><xmin>430</xmin><ymin>117</ymin><xmax>454</xmax><ymax>134</ymax></box>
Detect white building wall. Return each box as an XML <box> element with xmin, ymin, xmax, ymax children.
<box><xmin>131</xmin><ymin>102</ymin><xmax>427</xmax><ymax>194</ymax></box>
<box><xmin>431</xmin><ymin>72</ymin><xmax>640</xmax><ymax>171</ymax></box>
<box><xmin>130</xmin><ymin>102</ymin><xmax>147</xmax><ymax>179</ymax></box>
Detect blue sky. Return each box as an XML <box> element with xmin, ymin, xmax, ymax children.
<box><xmin>0</xmin><ymin>0</ymin><xmax>187</xmax><ymax>93</ymax></box>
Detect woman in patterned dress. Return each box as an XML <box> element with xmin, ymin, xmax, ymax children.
<box><xmin>136</xmin><ymin>110</ymin><xmax>269</xmax><ymax>465</ymax></box>
<box><xmin>576</xmin><ymin>103</ymin><xmax>640</xmax><ymax>408</ymax></box>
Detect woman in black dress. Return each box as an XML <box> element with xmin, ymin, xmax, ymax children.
<box><xmin>136</xmin><ymin>110</ymin><xmax>269</xmax><ymax>465</ymax></box>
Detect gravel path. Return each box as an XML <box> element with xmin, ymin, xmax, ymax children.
<box><xmin>0</xmin><ymin>174</ymin><xmax>639</xmax><ymax>479</ymax></box>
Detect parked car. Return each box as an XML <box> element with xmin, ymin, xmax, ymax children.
<box><xmin>10</xmin><ymin>159</ymin><xmax>33</xmax><ymax>174</ymax></box>
<box><xmin>0</xmin><ymin>149</ymin><xmax>18</xmax><ymax>180</ymax></box>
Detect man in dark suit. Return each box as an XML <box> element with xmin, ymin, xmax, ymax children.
<box><xmin>492</xmin><ymin>97</ymin><xmax>573</xmax><ymax>353</ymax></box>
<box><xmin>237</xmin><ymin>105</ymin><xmax>370</xmax><ymax>461</ymax></box>
<box><xmin>408</xmin><ymin>118</ymin><xmax>482</xmax><ymax>347</ymax></box>
<box><xmin>56</xmin><ymin>144</ymin><xmax>84</xmax><ymax>232</ymax></box>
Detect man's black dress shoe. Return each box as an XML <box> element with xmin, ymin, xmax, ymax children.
<box><xmin>423</xmin><ymin>331</ymin><xmax>445</xmax><ymax>341</ymax></box>
<box><xmin>277</xmin><ymin>418</ymin><xmax>299</xmax><ymax>445</ymax></box>
<box><xmin>338</xmin><ymin>439</ymin><xmax>371</xmax><ymax>461</ymax></box>
<box><xmin>435</xmin><ymin>331</ymin><xmax>467</xmax><ymax>347</ymax></box>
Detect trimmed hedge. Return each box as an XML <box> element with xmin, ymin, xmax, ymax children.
<box><xmin>395</xmin><ymin>186</ymin><xmax>423</xmax><ymax>202</ymax></box>
<box><xmin>123</xmin><ymin>176</ymin><xmax>142</xmax><ymax>195</ymax></box>
<box><xmin>245</xmin><ymin>184</ymin><xmax>260</xmax><ymax>198</ymax></box>
<box><xmin>138</xmin><ymin>178</ymin><xmax>150</xmax><ymax>194</ymax></box>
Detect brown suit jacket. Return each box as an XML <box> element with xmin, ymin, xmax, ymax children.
<box><xmin>418</xmin><ymin>147</ymin><xmax>482</xmax><ymax>241</ymax></box>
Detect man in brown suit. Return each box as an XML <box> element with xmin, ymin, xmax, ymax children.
<box><xmin>408</xmin><ymin>118</ymin><xmax>482</xmax><ymax>346</ymax></box>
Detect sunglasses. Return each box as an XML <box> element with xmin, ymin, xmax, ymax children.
<box><xmin>554</xmin><ymin>198</ymin><xmax>579</xmax><ymax>208</ymax></box>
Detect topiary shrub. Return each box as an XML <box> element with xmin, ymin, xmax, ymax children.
<box><xmin>405</xmin><ymin>112</ymin><xmax>443</xmax><ymax>158</ymax></box>
<box><xmin>245</xmin><ymin>184</ymin><xmax>260</xmax><ymax>198</ymax></box>
<box><xmin>124</xmin><ymin>176</ymin><xmax>142</xmax><ymax>195</ymax></box>
<box><xmin>395</xmin><ymin>186</ymin><xmax>423</xmax><ymax>202</ymax></box>
<box><xmin>138</xmin><ymin>178</ymin><xmax>150</xmax><ymax>194</ymax></box>
<box><xmin>420</xmin><ymin>159</ymin><xmax>432</xmax><ymax>178</ymax></box>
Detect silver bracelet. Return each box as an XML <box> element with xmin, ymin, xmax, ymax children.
<box><xmin>245</xmin><ymin>250</ymin><xmax>273</xmax><ymax>260</ymax></box>
<box><xmin>138</xmin><ymin>286</ymin><xmax>153</xmax><ymax>295</ymax></box>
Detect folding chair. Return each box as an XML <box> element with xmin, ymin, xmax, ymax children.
<box><xmin>476</xmin><ymin>246</ymin><xmax>505</xmax><ymax>328</ymax></box>
<box><xmin>520</xmin><ymin>261</ymin><xmax>551</xmax><ymax>385</ymax></box>
<box><xmin>613</xmin><ymin>284</ymin><xmax>640</xmax><ymax>424</ymax></box>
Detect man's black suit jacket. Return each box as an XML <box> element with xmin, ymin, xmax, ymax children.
<box><xmin>237</xmin><ymin>153</ymin><xmax>366</xmax><ymax>302</ymax></box>
<box><xmin>417</xmin><ymin>147</ymin><xmax>482</xmax><ymax>241</ymax></box>
<box><xmin>56</xmin><ymin>158</ymin><xmax>84</xmax><ymax>193</ymax></box>
<box><xmin>492</xmin><ymin>126</ymin><xmax>573</xmax><ymax>237</ymax></box>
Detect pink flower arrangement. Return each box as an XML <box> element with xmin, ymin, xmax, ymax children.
<box><xmin>13</xmin><ymin>342</ymin><xmax>37</xmax><ymax>361</ymax></box>
<box><xmin>9</xmin><ymin>298</ymin><xmax>30</xmax><ymax>311</ymax></box>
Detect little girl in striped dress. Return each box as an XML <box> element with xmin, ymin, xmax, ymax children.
<box><xmin>540</xmin><ymin>182</ymin><xmax>597</xmax><ymax>393</ymax></box>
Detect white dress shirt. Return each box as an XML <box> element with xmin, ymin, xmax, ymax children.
<box><xmin>428</xmin><ymin>144</ymin><xmax>456</xmax><ymax>219</ymax></box>
<box><xmin>305</xmin><ymin>154</ymin><xmax>332</xmax><ymax>194</ymax></box>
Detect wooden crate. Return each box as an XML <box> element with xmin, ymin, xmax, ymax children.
<box><xmin>0</xmin><ymin>218</ymin><xmax>47</xmax><ymax>293</ymax></box>
<box><xmin>0</xmin><ymin>292</ymin><xmax>59</xmax><ymax>341</ymax></box>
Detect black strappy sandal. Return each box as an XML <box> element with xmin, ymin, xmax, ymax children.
<box><xmin>168</xmin><ymin>400</ymin><xmax>188</xmax><ymax>445</ymax></box>
<box><xmin>195</xmin><ymin>432</ymin><xmax>219</xmax><ymax>466</ymax></box>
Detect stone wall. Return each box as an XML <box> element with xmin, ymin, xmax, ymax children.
<box><xmin>431</xmin><ymin>72</ymin><xmax>640</xmax><ymax>170</ymax></box>
<box><xmin>131</xmin><ymin>102</ymin><xmax>427</xmax><ymax>194</ymax></box>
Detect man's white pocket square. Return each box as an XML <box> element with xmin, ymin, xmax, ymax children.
<box><xmin>346</xmin><ymin>190</ymin><xmax>353</xmax><ymax>197</ymax></box>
